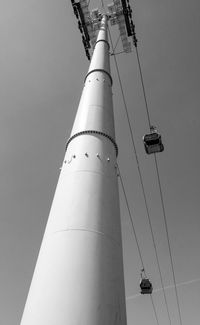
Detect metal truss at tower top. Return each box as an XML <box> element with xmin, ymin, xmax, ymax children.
<box><xmin>70</xmin><ymin>0</ymin><xmax>137</xmax><ymax>59</ymax></box>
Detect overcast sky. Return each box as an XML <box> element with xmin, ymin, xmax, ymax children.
<box><xmin>1</xmin><ymin>0</ymin><xmax>200</xmax><ymax>324</ymax></box>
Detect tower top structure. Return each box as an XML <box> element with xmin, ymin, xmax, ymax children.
<box><xmin>71</xmin><ymin>0</ymin><xmax>137</xmax><ymax>60</ymax></box>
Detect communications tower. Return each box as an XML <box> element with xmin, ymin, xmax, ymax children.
<box><xmin>21</xmin><ymin>1</ymin><xmax>136</xmax><ymax>324</ymax></box>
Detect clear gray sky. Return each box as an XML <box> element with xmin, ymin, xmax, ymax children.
<box><xmin>1</xmin><ymin>0</ymin><xmax>200</xmax><ymax>324</ymax></box>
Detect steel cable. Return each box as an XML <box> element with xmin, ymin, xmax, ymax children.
<box><xmin>118</xmin><ymin>166</ymin><xmax>160</xmax><ymax>325</ymax></box>
<box><xmin>118</xmin><ymin>167</ymin><xmax>145</xmax><ymax>271</ymax></box>
<box><xmin>106</xmin><ymin>20</ymin><xmax>161</xmax><ymax>325</ymax></box>
<box><xmin>134</xmin><ymin>38</ymin><xmax>183</xmax><ymax>325</ymax></box>
<box><xmin>97</xmin><ymin>2</ymin><xmax>178</xmax><ymax>324</ymax></box>
<box><xmin>107</xmin><ymin>23</ymin><xmax>172</xmax><ymax>325</ymax></box>
<box><xmin>154</xmin><ymin>155</ymin><xmax>183</xmax><ymax>325</ymax></box>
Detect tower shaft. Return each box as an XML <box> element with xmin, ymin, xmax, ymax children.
<box><xmin>21</xmin><ymin>15</ymin><xmax>127</xmax><ymax>325</ymax></box>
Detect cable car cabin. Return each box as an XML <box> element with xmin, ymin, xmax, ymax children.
<box><xmin>140</xmin><ymin>278</ymin><xmax>153</xmax><ymax>294</ymax></box>
<box><xmin>143</xmin><ymin>132</ymin><xmax>164</xmax><ymax>155</ymax></box>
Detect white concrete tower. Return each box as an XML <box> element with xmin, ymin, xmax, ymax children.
<box><xmin>21</xmin><ymin>15</ymin><xmax>127</xmax><ymax>325</ymax></box>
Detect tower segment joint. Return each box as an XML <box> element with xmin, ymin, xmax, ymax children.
<box><xmin>66</xmin><ymin>130</ymin><xmax>118</xmax><ymax>157</ymax></box>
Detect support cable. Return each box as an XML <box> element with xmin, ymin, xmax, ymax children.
<box><xmin>150</xmin><ymin>295</ymin><xmax>160</xmax><ymax>325</ymax></box>
<box><xmin>107</xmin><ymin>24</ymin><xmax>172</xmax><ymax>325</ymax></box>
<box><xmin>133</xmin><ymin>31</ymin><xmax>183</xmax><ymax>325</ymax></box>
<box><xmin>118</xmin><ymin>166</ymin><xmax>159</xmax><ymax>325</ymax></box>
<box><xmin>118</xmin><ymin>168</ymin><xmax>145</xmax><ymax>271</ymax></box>
<box><xmin>105</xmin><ymin>18</ymin><xmax>161</xmax><ymax>323</ymax></box>
<box><xmin>135</xmin><ymin>47</ymin><xmax>151</xmax><ymax>129</ymax></box>
<box><xmin>154</xmin><ymin>155</ymin><xmax>183</xmax><ymax>325</ymax></box>
<box><xmin>98</xmin><ymin>2</ymin><xmax>175</xmax><ymax>323</ymax></box>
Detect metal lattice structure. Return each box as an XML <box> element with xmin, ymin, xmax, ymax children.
<box><xmin>71</xmin><ymin>0</ymin><xmax>137</xmax><ymax>59</ymax></box>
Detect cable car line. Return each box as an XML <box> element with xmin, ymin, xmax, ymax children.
<box><xmin>127</xmin><ymin>277</ymin><xmax>200</xmax><ymax>300</ymax></box>
<box><xmin>118</xmin><ymin>167</ymin><xmax>145</xmax><ymax>271</ymax></box>
<box><xmin>100</xmin><ymin>1</ymin><xmax>179</xmax><ymax>323</ymax></box>
<box><xmin>150</xmin><ymin>295</ymin><xmax>160</xmax><ymax>325</ymax></box>
<box><xmin>131</xmin><ymin>22</ymin><xmax>183</xmax><ymax>325</ymax></box>
<box><xmin>131</xmin><ymin>28</ymin><xmax>164</xmax><ymax>154</ymax></box>
<box><xmin>100</xmin><ymin>2</ymin><xmax>161</xmax><ymax>320</ymax></box>
<box><xmin>118</xmin><ymin>166</ymin><xmax>160</xmax><ymax>325</ymax></box>
<box><xmin>107</xmin><ymin>23</ymin><xmax>172</xmax><ymax>325</ymax></box>
<box><xmin>135</xmin><ymin>46</ymin><xmax>151</xmax><ymax>129</ymax></box>
<box><xmin>119</xmin><ymin>154</ymin><xmax>171</xmax><ymax>323</ymax></box>
<box><xmin>131</xmin><ymin>26</ymin><xmax>183</xmax><ymax>325</ymax></box>
<box><xmin>154</xmin><ymin>155</ymin><xmax>183</xmax><ymax>325</ymax></box>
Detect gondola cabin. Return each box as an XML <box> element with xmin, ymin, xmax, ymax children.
<box><xmin>140</xmin><ymin>278</ymin><xmax>153</xmax><ymax>294</ymax></box>
<box><xmin>143</xmin><ymin>130</ymin><xmax>164</xmax><ymax>154</ymax></box>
